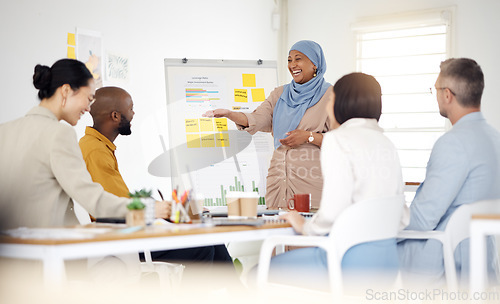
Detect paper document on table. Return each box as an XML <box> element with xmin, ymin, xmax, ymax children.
<box><xmin>2</xmin><ymin>227</ymin><xmax>112</xmax><ymax>240</ymax></box>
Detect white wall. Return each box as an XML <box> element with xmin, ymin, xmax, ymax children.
<box><xmin>287</xmin><ymin>0</ymin><xmax>500</xmax><ymax>131</ymax></box>
<box><xmin>0</xmin><ymin>0</ymin><xmax>279</xmax><ymax>196</ymax></box>
<box><xmin>2</xmin><ymin>0</ymin><xmax>499</xmax><ymax>198</ymax></box>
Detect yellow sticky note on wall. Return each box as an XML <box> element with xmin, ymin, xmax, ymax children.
<box><xmin>67</xmin><ymin>33</ymin><xmax>76</xmax><ymax>46</ymax></box>
<box><xmin>251</xmin><ymin>88</ymin><xmax>266</xmax><ymax>102</ymax></box>
<box><xmin>186</xmin><ymin>134</ymin><xmax>201</xmax><ymax>148</ymax></box>
<box><xmin>201</xmin><ymin>134</ymin><xmax>215</xmax><ymax>148</ymax></box>
<box><xmin>234</xmin><ymin>89</ymin><xmax>248</xmax><ymax>102</ymax></box>
<box><xmin>215</xmin><ymin>118</ymin><xmax>228</xmax><ymax>131</ymax></box>
<box><xmin>185</xmin><ymin>119</ymin><xmax>200</xmax><ymax>133</ymax></box>
<box><xmin>67</xmin><ymin>47</ymin><xmax>76</xmax><ymax>59</ymax></box>
<box><xmin>199</xmin><ymin>118</ymin><xmax>214</xmax><ymax>132</ymax></box>
<box><xmin>216</xmin><ymin>133</ymin><xmax>229</xmax><ymax>147</ymax></box>
<box><xmin>242</xmin><ymin>74</ymin><xmax>256</xmax><ymax>87</ymax></box>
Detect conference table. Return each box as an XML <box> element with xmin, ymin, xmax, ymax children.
<box><xmin>0</xmin><ymin>220</ymin><xmax>293</xmax><ymax>287</ymax></box>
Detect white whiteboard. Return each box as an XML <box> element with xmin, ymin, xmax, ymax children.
<box><xmin>161</xmin><ymin>58</ymin><xmax>277</xmax><ymax>207</ymax></box>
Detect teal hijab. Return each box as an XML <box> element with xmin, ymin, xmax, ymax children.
<box><xmin>272</xmin><ymin>40</ymin><xmax>330</xmax><ymax>149</ymax></box>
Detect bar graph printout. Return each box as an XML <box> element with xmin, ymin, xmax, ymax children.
<box><xmin>164</xmin><ymin>60</ymin><xmax>277</xmax><ymax>206</ymax></box>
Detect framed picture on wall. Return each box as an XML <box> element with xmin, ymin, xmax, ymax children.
<box><xmin>105</xmin><ymin>51</ymin><xmax>129</xmax><ymax>83</ymax></box>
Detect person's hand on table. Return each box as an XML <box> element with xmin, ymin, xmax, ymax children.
<box><xmin>281</xmin><ymin>211</ymin><xmax>305</xmax><ymax>234</ymax></box>
<box><xmin>279</xmin><ymin>129</ymin><xmax>309</xmax><ymax>148</ymax></box>
<box><xmin>202</xmin><ymin>109</ymin><xmax>230</xmax><ymax>118</ymax></box>
<box><xmin>155</xmin><ymin>201</ymin><xmax>171</xmax><ymax>219</ymax></box>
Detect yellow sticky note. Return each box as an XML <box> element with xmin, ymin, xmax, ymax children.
<box><xmin>215</xmin><ymin>118</ymin><xmax>228</xmax><ymax>131</ymax></box>
<box><xmin>201</xmin><ymin>134</ymin><xmax>215</xmax><ymax>148</ymax></box>
<box><xmin>186</xmin><ymin>134</ymin><xmax>201</xmax><ymax>148</ymax></box>
<box><xmin>67</xmin><ymin>33</ymin><xmax>76</xmax><ymax>46</ymax></box>
<box><xmin>199</xmin><ymin>118</ymin><xmax>214</xmax><ymax>132</ymax></box>
<box><xmin>185</xmin><ymin>119</ymin><xmax>199</xmax><ymax>133</ymax></box>
<box><xmin>234</xmin><ymin>89</ymin><xmax>248</xmax><ymax>102</ymax></box>
<box><xmin>242</xmin><ymin>74</ymin><xmax>256</xmax><ymax>87</ymax></box>
<box><xmin>67</xmin><ymin>47</ymin><xmax>76</xmax><ymax>59</ymax></box>
<box><xmin>216</xmin><ymin>133</ymin><xmax>229</xmax><ymax>147</ymax></box>
<box><xmin>251</xmin><ymin>88</ymin><xmax>266</xmax><ymax>102</ymax></box>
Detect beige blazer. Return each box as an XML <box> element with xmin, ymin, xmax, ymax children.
<box><xmin>0</xmin><ymin>106</ymin><xmax>129</xmax><ymax>230</ymax></box>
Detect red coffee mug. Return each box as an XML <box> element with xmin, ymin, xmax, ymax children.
<box><xmin>287</xmin><ymin>193</ymin><xmax>311</xmax><ymax>212</ymax></box>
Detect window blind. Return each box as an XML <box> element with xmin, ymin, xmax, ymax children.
<box><xmin>355</xmin><ymin>15</ymin><xmax>452</xmax><ymax>184</ymax></box>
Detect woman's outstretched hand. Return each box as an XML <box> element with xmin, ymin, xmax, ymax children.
<box><xmin>202</xmin><ymin>109</ymin><xmax>231</xmax><ymax>118</ymax></box>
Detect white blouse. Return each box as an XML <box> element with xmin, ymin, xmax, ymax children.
<box><xmin>303</xmin><ymin>118</ymin><xmax>409</xmax><ymax>236</ymax></box>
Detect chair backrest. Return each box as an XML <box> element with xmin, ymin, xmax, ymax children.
<box><xmin>329</xmin><ymin>194</ymin><xmax>405</xmax><ymax>261</ymax></box>
<box><xmin>445</xmin><ymin>199</ymin><xmax>500</xmax><ymax>250</ymax></box>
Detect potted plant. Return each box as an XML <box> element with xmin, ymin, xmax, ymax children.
<box><xmin>126</xmin><ymin>197</ymin><xmax>145</xmax><ymax>226</ymax></box>
<box><xmin>127</xmin><ymin>189</ymin><xmax>154</xmax><ymax>226</ymax></box>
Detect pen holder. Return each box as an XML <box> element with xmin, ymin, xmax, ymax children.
<box><xmin>170</xmin><ymin>201</ymin><xmax>191</xmax><ymax>223</ymax></box>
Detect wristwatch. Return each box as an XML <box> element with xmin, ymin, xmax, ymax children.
<box><xmin>308</xmin><ymin>132</ymin><xmax>314</xmax><ymax>143</ymax></box>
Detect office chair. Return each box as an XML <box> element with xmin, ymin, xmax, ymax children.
<box><xmin>257</xmin><ymin>195</ymin><xmax>405</xmax><ymax>297</ymax></box>
<box><xmin>397</xmin><ymin>199</ymin><xmax>500</xmax><ymax>291</ymax></box>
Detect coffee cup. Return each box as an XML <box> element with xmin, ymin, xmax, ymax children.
<box><xmin>226</xmin><ymin>191</ymin><xmax>259</xmax><ymax>218</ymax></box>
<box><xmin>287</xmin><ymin>193</ymin><xmax>311</xmax><ymax>212</ymax></box>
<box><xmin>226</xmin><ymin>192</ymin><xmax>241</xmax><ymax>217</ymax></box>
<box><xmin>188</xmin><ymin>194</ymin><xmax>204</xmax><ymax>220</ymax></box>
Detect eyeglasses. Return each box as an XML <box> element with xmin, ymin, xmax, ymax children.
<box><xmin>429</xmin><ymin>87</ymin><xmax>456</xmax><ymax>96</ymax></box>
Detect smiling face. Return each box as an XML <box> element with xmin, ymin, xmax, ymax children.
<box><xmin>288</xmin><ymin>50</ymin><xmax>317</xmax><ymax>84</ymax></box>
<box><xmin>62</xmin><ymin>79</ymin><xmax>96</xmax><ymax>126</ymax></box>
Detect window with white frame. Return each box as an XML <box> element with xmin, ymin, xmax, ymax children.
<box><xmin>353</xmin><ymin>8</ymin><xmax>454</xmax><ymax>192</ymax></box>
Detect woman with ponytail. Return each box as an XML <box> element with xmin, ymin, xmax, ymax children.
<box><xmin>0</xmin><ymin>59</ymin><xmax>167</xmax><ymax>230</ymax></box>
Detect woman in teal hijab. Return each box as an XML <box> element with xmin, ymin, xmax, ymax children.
<box><xmin>204</xmin><ymin>40</ymin><xmax>334</xmax><ymax>209</ymax></box>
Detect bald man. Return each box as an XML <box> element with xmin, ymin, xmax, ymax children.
<box><xmin>79</xmin><ymin>87</ymin><xmax>235</xmax><ymax>269</ymax></box>
<box><xmin>79</xmin><ymin>86</ymin><xmax>134</xmax><ymax>197</ymax></box>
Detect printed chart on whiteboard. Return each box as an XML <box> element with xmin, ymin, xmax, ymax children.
<box><xmin>163</xmin><ymin>59</ymin><xmax>277</xmax><ymax>207</ymax></box>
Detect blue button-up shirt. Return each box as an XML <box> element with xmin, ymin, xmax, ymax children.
<box><xmin>398</xmin><ymin>112</ymin><xmax>500</xmax><ymax>286</ymax></box>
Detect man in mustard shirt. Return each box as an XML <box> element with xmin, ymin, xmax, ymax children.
<box><xmin>79</xmin><ymin>87</ymin><xmax>132</xmax><ymax>198</ymax></box>
<box><xmin>79</xmin><ymin>87</ymin><xmax>234</xmax><ymax>267</ymax></box>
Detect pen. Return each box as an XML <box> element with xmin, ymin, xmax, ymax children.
<box><xmin>157</xmin><ymin>189</ymin><xmax>164</xmax><ymax>201</ymax></box>
<box><xmin>172</xmin><ymin>190</ymin><xmax>179</xmax><ymax>203</ymax></box>
<box><xmin>180</xmin><ymin>190</ymin><xmax>189</xmax><ymax>204</ymax></box>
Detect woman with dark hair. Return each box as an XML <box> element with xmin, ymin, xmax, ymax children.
<box><xmin>0</xmin><ymin>59</ymin><xmax>167</xmax><ymax>230</ymax></box>
<box><xmin>264</xmin><ymin>72</ymin><xmax>408</xmax><ymax>290</ymax></box>
<box><xmin>204</xmin><ymin>40</ymin><xmax>333</xmax><ymax>209</ymax></box>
